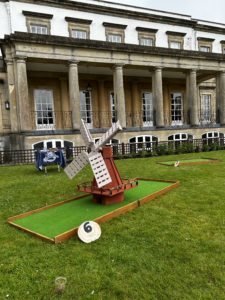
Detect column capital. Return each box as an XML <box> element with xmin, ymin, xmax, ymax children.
<box><xmin>153</xmin><ymin>67</ymin><xmax>164</xmax><ymax>74</ymax></box>
<box><xmin>5</xmin><ymin>59</ymin><xmax>13</xmax><ymax>65</ymax></box>
<box><xmin>189</xmin><ymin>69</ymin><xmax>198</xmax><ymax>73</ymax></box>
<box><xmin>113</xmin><ymin>63</ymin><xmax>125</xmax><ymax>70</ymax></box>
<box><xmin>68</xmin><ymin>60</ymin><xmax>79</xmax><ymax>66</ymax></box>
<box><xmin>14</xmin><ymin>56</ymin><xmax>27</xmax><ymax>63</ymax></box>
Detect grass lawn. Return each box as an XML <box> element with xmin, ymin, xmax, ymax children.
<box><xmin>1</xmin><ymin>151</ymin><xmax>225</xmax><ymax>299</ymax></box>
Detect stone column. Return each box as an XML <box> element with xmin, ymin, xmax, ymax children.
<box><xmin>219</xmin><ymin>71</ymin><xmax>225</xmax><ymax>125</ymax></box>
<box><xmin>113</xmin><ymin>64</ymin><xmax>126</xmax><ymax>128</ymax></box>
<box><xmin>98</xmin><ymin>80</ymin><xmax>108</xmax><ymax>127</ymax></box>
<box><xmin>68</xmin><ymin>60</ymin><xmax>80</xmax><ymax>130</ymax></box>
<box><xmin>153</xmin><ymin>67</ymin><xmax>164</xmax><ymax>127</ymax></box>
<box><xmin>6</xmin><ymin>59</ymin><xmax>19</xmax><ymax>132</ymax></box>
<box><xmin>15</xmin><ymin>56</ymin><xmax>31</xmax><ymax>132</ymax></box>
<box><xmin>188</xmin><ymin>69</ymin><xmax>199</xmax><ymax>126</ymax></box>
<box><xmin>131</xmin><ymin>81</ymin><xmax>140</xmax><ymax>127</ymax></box>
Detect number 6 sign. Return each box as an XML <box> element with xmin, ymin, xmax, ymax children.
<box><xmin>78</xmin><ymin>221</ymin><xmax>101</xmax><ymax>243</ymax></box>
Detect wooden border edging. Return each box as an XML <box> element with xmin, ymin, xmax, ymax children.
<box><xmin>157</xmin><ymin>158</ymin><xmax>221</xmax><ymax>167</ymax></box>
<box><xmin>8</xmin><ymin>178</ymin><xmax>179</xmax><ymax>244</ymax></box>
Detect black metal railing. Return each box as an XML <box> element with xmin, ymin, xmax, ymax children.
<box><xmin>30</xmin><ymin>109</ymin><xmax>219</xmax><ymax>131</ymax></box>
<box><xmin>31</xmin><ymin>111</ymin><xmax>72</xmax><ymax>130</ymax></box>
<box><xmin>1</xmin><ymin>138</ymin><xmax>225</xmax><ymax>165</ymax></box>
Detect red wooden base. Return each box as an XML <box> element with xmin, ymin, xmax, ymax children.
<box><xmin>77</xmin><ymin>146</ymin><xmax>138</xmax><ymax>205</ymax></box>
<box><xmin>93</xmin><ymin>191</ymin><xmax>124</xmax><ymax>205</ymax></box>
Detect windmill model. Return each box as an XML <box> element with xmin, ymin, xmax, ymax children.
<box><xmin>64</xmin><ymin>120</ymin><xmax>138</xmax><ymax>205</ymax></box>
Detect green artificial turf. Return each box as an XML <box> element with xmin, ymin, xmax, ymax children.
<box><xmin>12</xmin><ymin>180</ymin><xmax>172</xmax><ymax>238</ymax></box>
<box><xmin>159</xmin><ymin>158</ymin><xmax>217</xmax><ymax>165</ymax></box>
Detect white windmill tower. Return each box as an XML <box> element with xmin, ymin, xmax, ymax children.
<box><xmin>64</xmin><ymin>120</ymin><xmax>138</xmax><ymax>205</ymax></box>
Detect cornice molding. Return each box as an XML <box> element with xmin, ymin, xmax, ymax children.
<box><xmin>136</xmin><ymin>27</ymin><xmax>158</xmax><ymax>33</ymax></box>
<box><xmin>11</xmin><ymin>0</ymin><xmax>197</xmax><ymax>27</ymax></box>
<box><xmin>65</xmin><ymin>17</ymin><xmax>92</xmax><ymax>24</ymax></box>
<box><xmin>102</xmin><ymin>22</ymin><xmax>127</xmax><ymax>29</ymax></box>
<box><xmin>2</xmin><ymin>32</ymin><xmax>225</xmax><ymax>62</ymax></box>
<box><xmin>22</xmin><ymin>10</ymin><xmax>53</xmax><ymax>19</ymax></box>
<box><xmin>166</xmin><ymin>31</ymin><xmax>186</xmax><ymax>37</ymax></box>
<box><xmin>195</xmin><ymin>24</ymin><xmax>225</xmax><ymax>35</ymax></box>
<box><xmin>197</xmin><ymin>37</ymin><xmax>215</xmax><ymax>42</ymax></box>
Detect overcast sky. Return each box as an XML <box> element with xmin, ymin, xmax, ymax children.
<box><xmin>102</xmin><ymin>0</ymin><xmax>225</xmax><ymax>24</ymax></box>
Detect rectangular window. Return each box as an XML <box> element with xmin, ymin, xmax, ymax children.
<box><xmin>71</xmin><ymin>29</ymin><xmax>87</xmax><ymax>39</ymax></box>
<box><xmin>200</xmin><ymin>46</ymin><xmax>210</xmax><ymax>52</ymax></box>
<box><xmin>171</xmin><ymin>92</ymin><xmax>183</xmax><ymax>125</ymax></box>
<box><xmin>30</xmin><ymin>25</ymin><xmax>48</xmax><ymax>34</ymax></box>
<box><xmin>107</xmin><ymin>34</ymin><xmax>122</xmax><ymax>43</ymax></box>
<box><xmin>80</xmin><ymin>90</ymin><xmax>93</xmax><ymax>128</ymax></box>
<box><xmin>142</xmin><ymin>92</ymin><xmax>153</xmax><ymax>127</ymax></box>
<box><xmin>23</xmin><ymin>11</ymin><xmax>52</xmax><ymax>35</ymax></box>
<box><xmin>201</xmin><ymin>94</ymin><xmax>211</xmax><ymax>123</ymax></box>
<box><xmin>166</xmin><ymin>31</ymin><xmax>186</xmax><ymax>50</ymax></box>
<box><xmin>110</xmin><ymin>92</ymin><xmax>117</xmax><ymax>123</ymax></box>
<box><xmin>169</xmin><ymin>41</ymin><xmax>182</xmax><ymax>49</ymax></box>
<box><xmin>140</xmin><ymin>38</ymin><xmax>154</xmax><ymax>46</ymax></box>
<box><xmin>34</xmin><ymin>89</ymin><xmax>55</xmax><ymax>130</ymax></box>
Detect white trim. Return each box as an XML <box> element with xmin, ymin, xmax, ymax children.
<box><xmin>32</xmin><ymin>139</ymin><xmax>74</xmax><ymax>149</ymax></box>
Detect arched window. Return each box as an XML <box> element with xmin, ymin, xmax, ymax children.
<box><xmin>94</xmin><ymin>138</ymin><xmax>119</xmax><ymax>145</ymax></box>
<box><xmin>129</xmin><ymin>135</ymin><xmax>158</xmax><ymax>153</ymax></box>
<box><xmin>94</xmin><ymin>138</ymin><xmax>120</xmax><ymax>155</ymax></box>
<box><xmin>168</xmin><ymin>133</ymin><xmax>193</xmax><ymax>149</ymax></box>
<box><xmin>168</xmin><ymin>133</ymin><xmax>193</xmax><ymax>142</ymax></box>
<box><xmin>32</xmin><ymin>139</ymin><xmax>74</xmax><ymax>150</ymax></box>
<box><xmin>202</xmin><ymin>132</ymin><xmax>224</xmax><ymax>145</ymax></box>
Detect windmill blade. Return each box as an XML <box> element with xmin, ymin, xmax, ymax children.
<box><xmin>64</xmin><ymin>151</ymin><xmax>89</xmax><ymax>179</ymax></box>
<box><xmin>95</xmin><ymin>121</ymin><xmax>122</xmax><ymax>150</ymax></box>
<box><xmin>88</xmin><ymin>152</ymin><xmax>112</xmax><ymax>188</ymax></box>
<box><xmin>80</xmin><ymin>119</ymin><xmax>94</xmax><ymax>149</ymax></box>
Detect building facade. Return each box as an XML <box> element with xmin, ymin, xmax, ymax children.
<box><xmin>0</xmin><ymin>0</ymin><xmax>225</xmax><ymax>151</ymax></box>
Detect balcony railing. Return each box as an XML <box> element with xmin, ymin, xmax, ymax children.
<box><xmin>31</xmin><ymin>111</ymin><xmax>72</xmax><ymax>130</ymax></box>
<box><xmin>30</xmin><ymin>109</ymin><xmax>218</xmax><ymax>131</ymax></box>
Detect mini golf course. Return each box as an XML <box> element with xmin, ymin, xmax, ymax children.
<box><xmin>8</xmin><ymin>178</ymin><xmax>179</xmax><ymax>243</ymax></box>
<box><xmin>157</xmin><ymin>157</ymin><xmax>220</xmax><ymax>166</ymax></box>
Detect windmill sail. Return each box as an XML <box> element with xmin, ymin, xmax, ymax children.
<box><xmin>64</xmin><ymin>151</ymin><xmax>89</xmax><ymax>180</ymax></box>
<box><xmin>80</xmin><ymin>119</ymin><xmax>94</xmax><ymax>150</ymax></box>
<box><xmin>88</xmin><ymin>152</ymin><xmax>112</xmax><ymax>188</ymax></box>
<box><xmin>95</xmin><ymin>121</ymin><xmax>122</xmax><ymax>151</ymax></box>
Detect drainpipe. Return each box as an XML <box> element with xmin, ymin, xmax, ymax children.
<box><xmin>5</xmin><ymin>1</ymin><xmax>13</xmax><ymax>34</ymax></box>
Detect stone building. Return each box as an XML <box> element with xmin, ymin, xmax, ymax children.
<box><xmin>0</xmin><ymin>0</ymin><xmax>225</xmax><ymax>151</ymax></box>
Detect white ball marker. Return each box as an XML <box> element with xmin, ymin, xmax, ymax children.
<box><xmin>174</xmin><ymin>161</ymin><xmax>180</xmax><ymax>167</ymax></box>
<box><xmin>78</xmin><ymin>221</ymin><xmax>101</xmax><ymax>243</ymax></box>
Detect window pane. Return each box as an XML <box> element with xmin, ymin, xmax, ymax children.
<box><xmin>171</xmin><ymin>93</ymin><xmax>182</xmax><ymax>124</ymax></box>
<box><xmin>110</xmin><ymin>92</ymin><xmax>116</xmax><ymax>123</ymax></box>
<box><xmin>140</xmin><ymin>38</ymin><xmax>153</xmax><ymax>46</ymax></box>
<box><xmin>80</xmin><ymin>90</ymin><xmax>93</xmax><ymax>126</ymax></box>
<box><xmin>72</xmin><ymin>29</ymin><xmax>87</xmax><ymax>39</ymax></box>
<box><xmin>142</xmin><ymin>92</ymin><xmax>153</xmax><ymax>126</ymax></box>
<box><xmin>200</xmin><ymin>46</ymin><xmax>210</xmax><ymax>52</ymax></box>
<box><xmin>34</xmin><ymin>89</ymin><xmax>55</xmax><ymax>129</ymax></box>
<box><xmin>107</xmin><ymin>34</ymin><xmax>122</xmax><ymax>43</ymax></box>
<box><xmin>201</xmin><ymin>94</ymin><xmax>211</xmax><ymax>122</ymax></box>
<box><xmin>170</xmin><ymin>41</ymin><xmax>181</xmax><ymax>49</ymax></box>
<box><xmin>30</xmin><ymin>25</ymin><xmax>47</xmax><ymax>35</ymax></box>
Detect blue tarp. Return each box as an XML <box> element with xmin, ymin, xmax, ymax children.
<box><xmin>36</xmin><ymin>149</ymin><xmax>66</xmax><ymax>171</ymax></box>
